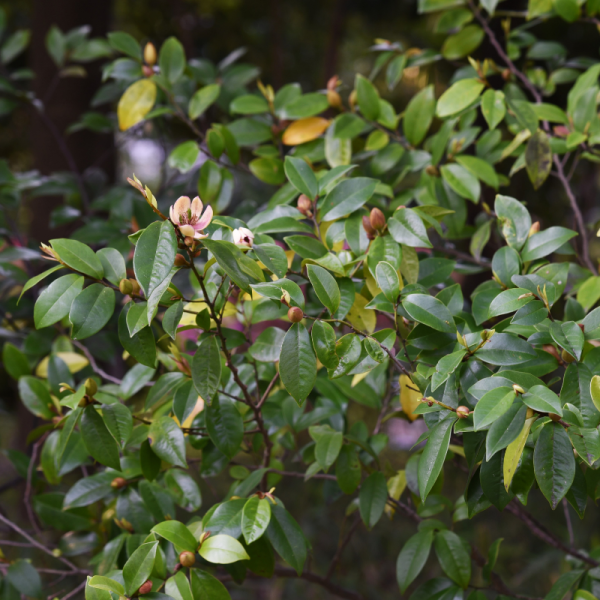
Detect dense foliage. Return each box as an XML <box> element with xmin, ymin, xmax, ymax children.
<box><xmin>4</xmin><ymin>0</ymin><xmax>600</xmax><ymax>598</ymax></box>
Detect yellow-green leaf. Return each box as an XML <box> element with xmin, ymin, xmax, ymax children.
<box><xmin>118</xmin><ymin>79</ymin><xmax>157</xmax><ymax>131</ymax></box>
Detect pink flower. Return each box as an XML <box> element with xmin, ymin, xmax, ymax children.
<box><xmin>232</xmin><ymin>227</ymin><xmax>254</xmax><ymax>247</ymax></box>
<box><xmin>169</xmin><ymin>196</ymin><xmax>213</xmax><ymax>239</ymax></box>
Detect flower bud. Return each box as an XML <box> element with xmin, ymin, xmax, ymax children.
<box><xmin>456</xmin><ymin>406</ymin><xmax>470</xmax><ymax>419</ymax></box>
<box><xmin>528</xmin><ymin>221</ymin><xmax>540</xmax><ymax>237</ymax></box>
<box><xmin>549</xmin><ymin>412</ymin><xmax>562</xmax><ymax>422</ymax></box>
<box><xmin>142</xmin><ymin>64</ymin><xmax>154</xmax><ymax>78</ymax></box>
<box><xmin>52</xmin><ymin>548</ymin><xmax>62</xmax><ymax>557</ymax></box>
<box><xmin>348</xmin><ymin>89</ymin><xmax>357</xmax><ymax>111</ymax></box>
<box><xmin>561</xmin><ymin>349</ymin><xmax>576</xmax><ymax>364</ymax></box>
<box><xmin>174</xmin><ymin>254</ymin><xmax>189</xmax><ymax>267</ymax></box>
<box><xmin>327</xmin><ymin>89</ymin><xmax>342</xmax><ymax>109</ymax></box>
<box><xmin>370</xmin><ymin>207</ymin><xmax>386</xmax><ymax>231</ymax></box>
<box><xmin>184</xmin><ymin>236</ymin><xmax>195</xmax><ymax>247</ymax></box>
<box><xmin>327</xmin><ymin>75</ymin><xmax>339</xmax><ymax>91</ymax></box>
<box><xmin>129</xmin><ymin>279</ymin><xmax>141</xmax><ymax>295</ymax></box>
<box><xmin>288</xmin><ymin>306</ymin><xmax>304</xmax><ymax>323</ymax></box>
<box><xmin>425</xmin><ymin>165</ymin><xmax>439</xmax><ymax>177</ymax></box>
<box><xmin>297</xmin><ymin>194</ymin><xmax>313</xmax><ymax>217</ymax></box>
<box><xmin>119</xmin><ymin>279</ymin><xmax>133</xmax><ymax>295</ymax></box>
<box><xmin>138</xmin><ymin>580</ymin><xmax>153</xmax><ymax>595</ymax></box>
<box><xmin>111</xmin><ymin>477</ymin><xmax>127</xmax><ymax>490</ymax></box>
<box><xmin>480</xmin><ymin>329</ymin><xmax>495</xmax><ymax>342</ymax></box>
<box><xmin>362</xmin><ymin>215</ymin><xmax>376</xmax><ymax>239</ymax></box>
<box><xmin>84</xmin><ymin>378</ymin><xmax>97</xmax><ymax>397</ymax></box>
<box><xmin>512</xmin><ymin>384</ymin><xmax>525</xmax><ymax>395</ymax></box>
<box><xmin>144</xmin><ymin>42</ymin><xmax>157</xmax><ymax>66</ymax></box>
<box><xmin>179</xmin><ymin>550</ymin><xmax>196</xmax><ymax>567</ymax></box>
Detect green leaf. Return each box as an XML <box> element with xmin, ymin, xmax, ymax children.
<box><xmin>310</xmin><ymin>425</ymin><xmax>343</xmax><ymax>471</ymax></box>
<box><xmin>434</xmin><ymin>530</ymin><xmax>471</xmax><ymax>588</ymax></box>
<box><xmin>441</xmin><ymin>24</ymin><xmax>484</xmax><ymax>59</ymax></box>
<box><xmin>80</xmin><ymin>405</ymin><xmax>122</xmax><ymax>470</ymax></box>
<box><xmin>508</xmin><ymin>99</ymin><xmax>539</xmax><ymax>134</ymax></box>
<box><xmin>534</xmin><ymin>422</ymin><xmax>576</xmax><ymax>509</ymax></box>
<box><xmin>192</xmin><ymin>335</ymin><xmax>221</xmax><ymax>402</ymax></box>
<box><xmin>248</xmin><ymin>327</ymin><xmax>285</xmax><ymax>362</ymax></box>
<box><xmin>249</xmin><ymin>157</ymin><xmax>286</xmax><ymax>185</ymax></box>
<box><xmin>521</xmin><ymin>227</ymin><xmax>577</xmax><ymax>262</ymax></box>
<box><xmin>311</xmin><ymin>320</ymin><xmax>339</xmax><ymax>370</ymax></box>
<box><xmin>436</xmin><ymin>79</ymin><xmax>485</xmax><ymax>118</ymax></box>
<box><xmin>122</xmin><ymin>541</ymin><xmax>158</xmax><ymax>595</ymax></box>
<box><xmin>253</xmin><ymin>244</ymin><xmax>288</xmax><ymax>279</ymax></box>
<box><xmin>230</xmin><ymin>94</ymin><xmax>269</xmax><ymax>115</ymax></box>
<box><xmin>163</xmin><ymin>301</ymin><xmax>184</xmax><ymax>339</ymax></box>
<box><xmin>133</xmin><ymin>220</ymin><xmax>177</xmax><ymax>299</ymax></box>
<box><xmin>2</xmin><ymin>343</ymin><xmax>30</xmax><ymax>379</ymax></box>
<box><xmin>165</xmin><ymin>571</ymin><xmax>193</xmax><ymax>600</ymax></box>
<box><xmin>168</xmin><ymin>141</ymin><xmax>199</xmax><ymax>173</ymax></box>
<box><xmin>486</xmin><ymin>401</ymin><xmax>527</xmax><ymax>460</ymax></box>
<box><xmin>17</xmin><ymin>264</ymin><xmax>65</xmax><ymax>305</ymax></box>
<box><xmin>203</xmin><ymin>239</ymin><xmax>263</xmax><ymax>293</ymax></box>
<box><xmin>191</xmin><ymin>569</ymin><xmax>232</xmax><ymax>600</ymax></box>
<box><xmin>474</xmin><ymin>387</ymin><xmax>516</xmax><ymax>431</ymax></box>
<box><xmin>159</xmin><ymin>37</ymin><xmax>185</xmax><ymax>84</ymax></box>
<box><xmin>118</xmin><ymin>304</ymin><xmax>156</xmax><ymax>368</ymax></box>
<box><xmin>495</xmin><ymin>195</ymin><xmax>532</xmax><ymax>251</ymax></box>
<box><xmin>355</xmin><ymin>74</ymin><xmax>380</xmax><ymax>120</ymax></box>
<box><xmin>336</xmin><ymin>444</ymin><xmax>361</xmax><ymax>494</ymax></box>
<box><xmin>569</xmin><ymin>426</ymin><xmax>600</xmax><ymax>466</ymax></box>
<box><xmin>284</xmin><ymin>156</ymin><xmax>318</xmax><ymax>200</ymax></box>
<box><xmin>403</xmin><ymin>294</ymin><xmax>456</xmax><ymax>333</ymax></box>
<box><xmin>418</xmin><ymin>417</ymin><xmax>456</xmax><ymax>500</ymax></box>
<box><xmin>591</xmin><ymin>375</ymin><xmax>600</xmax><ymax>412</ymax></box>
<box><xmin>206</xmin><ymin>395</ymin><xmax>243</xmax><ymax>458</ymax></box>
<box><xmin>396</xmin><ymin>530</ymin><xmax>434</xmax><ymax>593</ymax></box>
<box><xmin>307</xmin><ymin>264</ymin><xmax>340</xmax><ymax>314</ymax></box>
<box><xmin>266</xmin><ymin>504</ymin><xmax>307</xmax><ymax>575</ymax></box>
<box><xmin>166</xmin><ymin>469</ymin><xmax>202</xmax><ymax>511</ymax></box>
<box><xmin>544</xmin><ymin>570</ymin><xmax>585</xmax><ymax>600</ymax></box>
<box><xmin>50</xmin><ymin>239</ymin><xmax>104</xmax><ymax>279</ymax></box>
<box><xmin>64</xmin><ymin>470</ymin><xmax>114</xmax><ymax>508</ymax></box>
<box><xmin>69</xmin><ymin>284</ymin><xmax>115</xmax><ymax>340</ymax></box>
<box><xmin>251</xmin><ymin>278</ymin><xmax>305</xmax><ymax>309</ymax></box>
<box><xmin>470</xmin><ymin>220</ymin><xmax>492</xmax><ymax>261</ymax></box>
<box><xmin>455</xmin><ymin>155</ymin><xmax>499</xmax><ymax>189</ymax></box>
<box><xmin>550</xmin><ymin>321</ymin><xmax>584</xmax><ymax>360</ymax></box>
<box><xmin>388</xmin><ymin>208</ymin><xmax>432</xmax><ymax>248</ymax></box>
<box><xmin>525</xmin><ymin>130</ymin><xmax>552</xmax><ymax>190</ymax></box>
<box><xmin>107</xmin><ymin>31</ymin><xmax>141</xmax><ymax>60</ymax></box>
<box><xmin>151</xmin><ymin>520</ymin><xmax>198</xmax><ymax>552</ymax></box>
<box><xmin>88</xmin><ymin>575</ymin><xmax>125</xmax><ymax>595</ymax></box>
<box><xmin>488</xmin><ymin>288</ymin><xmax>533</xmax><ymax>318</ymax></box>
<box><xmin>102</xmin><ymin>402</ymin><xmax>132</xmax><ymax>448</ymax></box>
<box><xmin>1</xmin><ymin>29</ymin><xmax>31</xmax><ymax>64</ymax></box>
<box><xmin>189</xmin><ymin>84</ymin><xmax>221</xmax><ymax>119</ymax></box>
<box><xmin>481</xmin><ymin>89</ymin><xmax>506</xmax><ymax>130</ymax></box>
<box><xmin>474</xmin><ymin>332</ymin><xmax>536</xmax><ymax>365</ymax></box>
<box><xmin>285</xmin><ymin>235</ymin><xmax>327</xmax><ymax>259</ymax></box>
<box><xmin>319</xmin><ymin>177</ymin><xmax>377</xmax><ymax>222</ymax></box>
<box><xmin>34</xmin><ymin>274</ymin><xmax>84</xmax><ymax>329</ymax></box>
<box><xmin>97</xmin><ymin>248</ymin><xmax>126</xmax><ymax>287</ymax></box>
<box><xmin>7</xmin><ymin>559</ymin><xmax>41</xmax><ymax>599</ymax></box>
<box><xmin>199</xmin><ymin>534</ymin><xmax>250</xmax><ymax>564</ymax></box>
<box><xmin>504</xmin><ymin>415</ymin><xmax>536</xmax><ymax>492</ymax></box>
<box><xmin>440</xmin><ymin>164</ymin><xmax>480</xmax><ymax>202</ymax></box>
<box><xmin>523</xmin><ymin>385</ymin><xmax>563</xmax><ymax>416</ymax></box>
<box><xmin>280</xmin><ymin>93</ymin><xmax>329</xmax><ymax>119</ymax></box>
<box><xmin>404</xmin><ymin>85</ymin><xmax>435</xmax><ymax>146</ymax></box>
<box><xmin>148</xmin><ymin>416</ymin><xmax>187</xmax><ymax>468</ymax></box>
<box><xmin>242</xmin><ymin>497</ymin><xmax>272</xmax><ymax>544</ymax></box>
<box><xmin>376</xmin><ymin>261</ymin><xmax>400</xmax><ymax>303</ymax></box>
<box><xmin>280</xmin><ymin>323</ymin><xmax>317</xmax><ymax>405</ymax></box>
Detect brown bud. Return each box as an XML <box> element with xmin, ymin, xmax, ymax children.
<box><xmin>561</xmin><ymin>349</ymin><xmax>576</xmax><ymax>364</ymax></box>
<box><xmin>297</xmin><ymin>194</ymin><xmax>313</xmax><ymax>217</ymax></box>
<box><xmin>138</xmin><ymin>580</ymin><xmax>153</xmax><ymax>595</ymax></box>
<box><xmin>501</xmin><ymin>68</ymin><xmax>511</xmax><ymax>81</ymax></box>
<box><xmin>578</xmin><ymin>323</ymin><xmax>585</xmax><ymax>333</ymax></box>
<box><xmin>179</xmin><ymin>550</ymin><xmax>196</xmax><ymax>567</ymax></box>
<box><xmin>327</xmin><ymin>89</ymin><xmax>342</xmax><ymax>109</ymax></box>
<box><xmin>111</xmin><ymin>477</ymin><xmax>127</xmax><ymax>490</ymax></box>
<box><xmin>425</xmin><ymin>165</ymin><xmax>439</xmax><ymax>177</ymax></box>
<box><xmin>456</xmin><ymin>406</ymin><xmax>470</xmax><ymax>419</ymax></box>
<box><xmin>528</xmin><ymin>221</ymin><xmax>540</xmax><ymax>238</ymax></box>
<box><xmin>129</xmin><ymin>279</ymin><xmax>141</xmax><ymax>295</ymax></box>
<box><xmin>184</xmin><ymin>236</ymin><xmax>195</xmax><ymax>247</ymax></box>
<box><xmin>549</xmin><ymin>412</ymin><xmax>562</xmax><ymax>422</ymax></box>
<box><xmin>174</xmin><ymin>254</ymin><xmax>189</xmax><ymax>267</ymax></box>
<box><xmin>84</xmin><ymin>378</ymin><xmax>97</xmax><ymax>397</ymax></box>
<box><xmin>142</xmin><ymin>65</ymin><xmax>154</xmax><ymax>78</ymax></box>
<box><xmin>288</xmin><ymin>306</ymin><xmax>304</xmax><ymax>323</ymax></box>
<box><xmin>144</xmin><ymin>42</ymin><xmax>157</xmax><ymax>66</ymax></box>
<box><xmin>369</xmin><ymin>207</ymin><xmax>386</xmax><ymax>231</ymax></box>
<box><xmin>348</xmin><ymin>89</ymin><xmax>357</xmax><ymax>111</ymax></box>
<box><xmin>119</xmin><ymin>279</ymin><xmax>133</xmax><ymax>295</ymax></box>
<box><xmin>362</xmin><ymin>215</ymin><xmax>376</xmax><ymax>239</ymax></box>
<box><xmin>553</xmin><ymin>125</ymin><xmax>570</xmax><ymax>138</ymax></box>
<box><xmin>326</xmin><ymin>75</ymin><xmax>339</xmax><ymax>91</ymax></box>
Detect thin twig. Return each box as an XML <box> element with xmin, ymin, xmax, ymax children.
<box><xmin>563</xmin><ymin>498</ymin><xmax>575</xmax><ymax>547</ymax></box>
<box><xmin>325</xmin><ymin>513</ymin><xmax>361</xmax><ymax>580</ymax></box>
<box><xmin>25</xmin><ymin>437</ymin><xmax>45</xmax><ymax>536</ymax></box>
<box><xmin>72</xmin><ymin>341</ymin><xmax>122</xmax><ymax>385</ymax></box>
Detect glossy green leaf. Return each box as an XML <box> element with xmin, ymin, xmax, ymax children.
<box><xmin>403</xmin><ymin>294</ymin><xmax>456</xmax><ymax>333</ymax></box>
<box><xmin>525</xmin><ymin>130</ymin><xmax>552</xmax><ymax>190</ymax></box>
<box><xmin>80</xmin><ymin>405</ymin><xmax>122</xmax><ymax>471</ymax></box>
<box><xmin>206</xmin><ymin>395</ymin><xmax>243</xmax><ymax>458</ymax></box>
<box><xmin>396</xmin><ymin>530</ymin><xmax>434</xmax><ymax>593</ymax></box>
<box><xmin>122</xmin><ymin>541</ymin><xmax>158</xmax><ymax>595</ymax></box>
<box><xmin>284</xmin><ymin>156</ymin><xmax>319</xmax><ymax>200</ymax></box>
<box><xmin>148</xmin><ymin>416</ymin><xmax>187</xmax><ymax>468</ymax></box>
<box><xmin>189</xmin><ymin>84</ymin><xmax>221</xmax><ymax>119</ymax></box>
<box><xmin>307</xmin><ymin>264</ymin><xmax>340</xmax><ymax>314</ymax></box>
<box><xmin>50</xmin><ymin>239</ymin><xmax>104</xmax><ymax>279</ymax></box>
<box><xmin>319</xmin><ymin>177</ymin><xmax>377</xmax><ymax>222</ymax></box>
<box><xmin>388</xmin><ymin>208</ymin><xmax>432</xmax><ymax>248</ymax></box>
<box><xmin>192</xmin><ymin>335</ymin><xmax>221</xmax><ymax>402</ymax></box>
<box><xmin>436</xmin><ymin>79</ymin><xmax>485</xmax><ymax>118</ymax></box>
<box><xmin>355</xmin><ymin>74</ymin><xmax>380</xmax><ymax>120</ymax></box>
<box><xmin>404</xmin><ymin>85</ymin><xmax>435</xmax><ymax>146</ymax></box>
<box><xmin>199</xmin><ymin>534</ymin><xmax>250</xmax><ymax>564</ymax></box>
<box><xmin>481</xmin><ymin>89</ymin><xmax>506</xmax><ymax>130</ymax></box>
<box><xmin>434</xmin><ymin>530</ymin><xmax>471</xmax><ymax>588</ymax></box>
<box><xmin>280</xmin><ymin>323</ymin><xmax>317</xmax><ymax>405</ymax></box>
<box><xmin>521</xmin><ymin>227</ymin><xmax>577</xmax><ymax>262</ymax></box>
<box><xmin>35</xmin><ymin>274</ymin><xmax>84</xmax><ymax>329</ymax></box>
<box><xmin>151</xmin><ymin>520</ymin><xmax>198</xmax><ymax>552</ymax></box>
<box><xmin>376</xmin><ymin>261</ymin><xmax>400</xmax><ymax>303</ymax></box>
<box><xmin>440</xmin><ymin>164</ymin><xmax>480</xmax><ymax>203</ymax></box>
<box><xmin>242</xmin><ymin>497</ymin><xmax>272</xmax><ymax>544</ymax></box>
<box><xmin>159</xmin><ymin>36</ymin><xmax>185</xmax><ymax>84</ymax></box>
<box><xmin>418</xmin><ymin>417</ymin><xmax>456</xmax><ymax>500</ymax></box>
<box><xmin>70</xmin><ymin>284</ymin><xmax>115</xmax><ymax>340</ymax></box>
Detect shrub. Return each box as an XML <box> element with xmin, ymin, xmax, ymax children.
<box><xmin>2</xmin><ymin>1</ymin><xmax>600</xmax><ymax>598</ymax></box>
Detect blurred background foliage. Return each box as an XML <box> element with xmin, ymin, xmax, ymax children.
<box><xmin>2</xmin><ymin>1</ymin><xmax>600</xmax><ymax>598</ymax></box>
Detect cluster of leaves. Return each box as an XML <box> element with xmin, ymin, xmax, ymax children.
<box><xmin>5</xmin><ymin>0</ymin><xmax>600</xmax><ymax>599</ymax></box>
